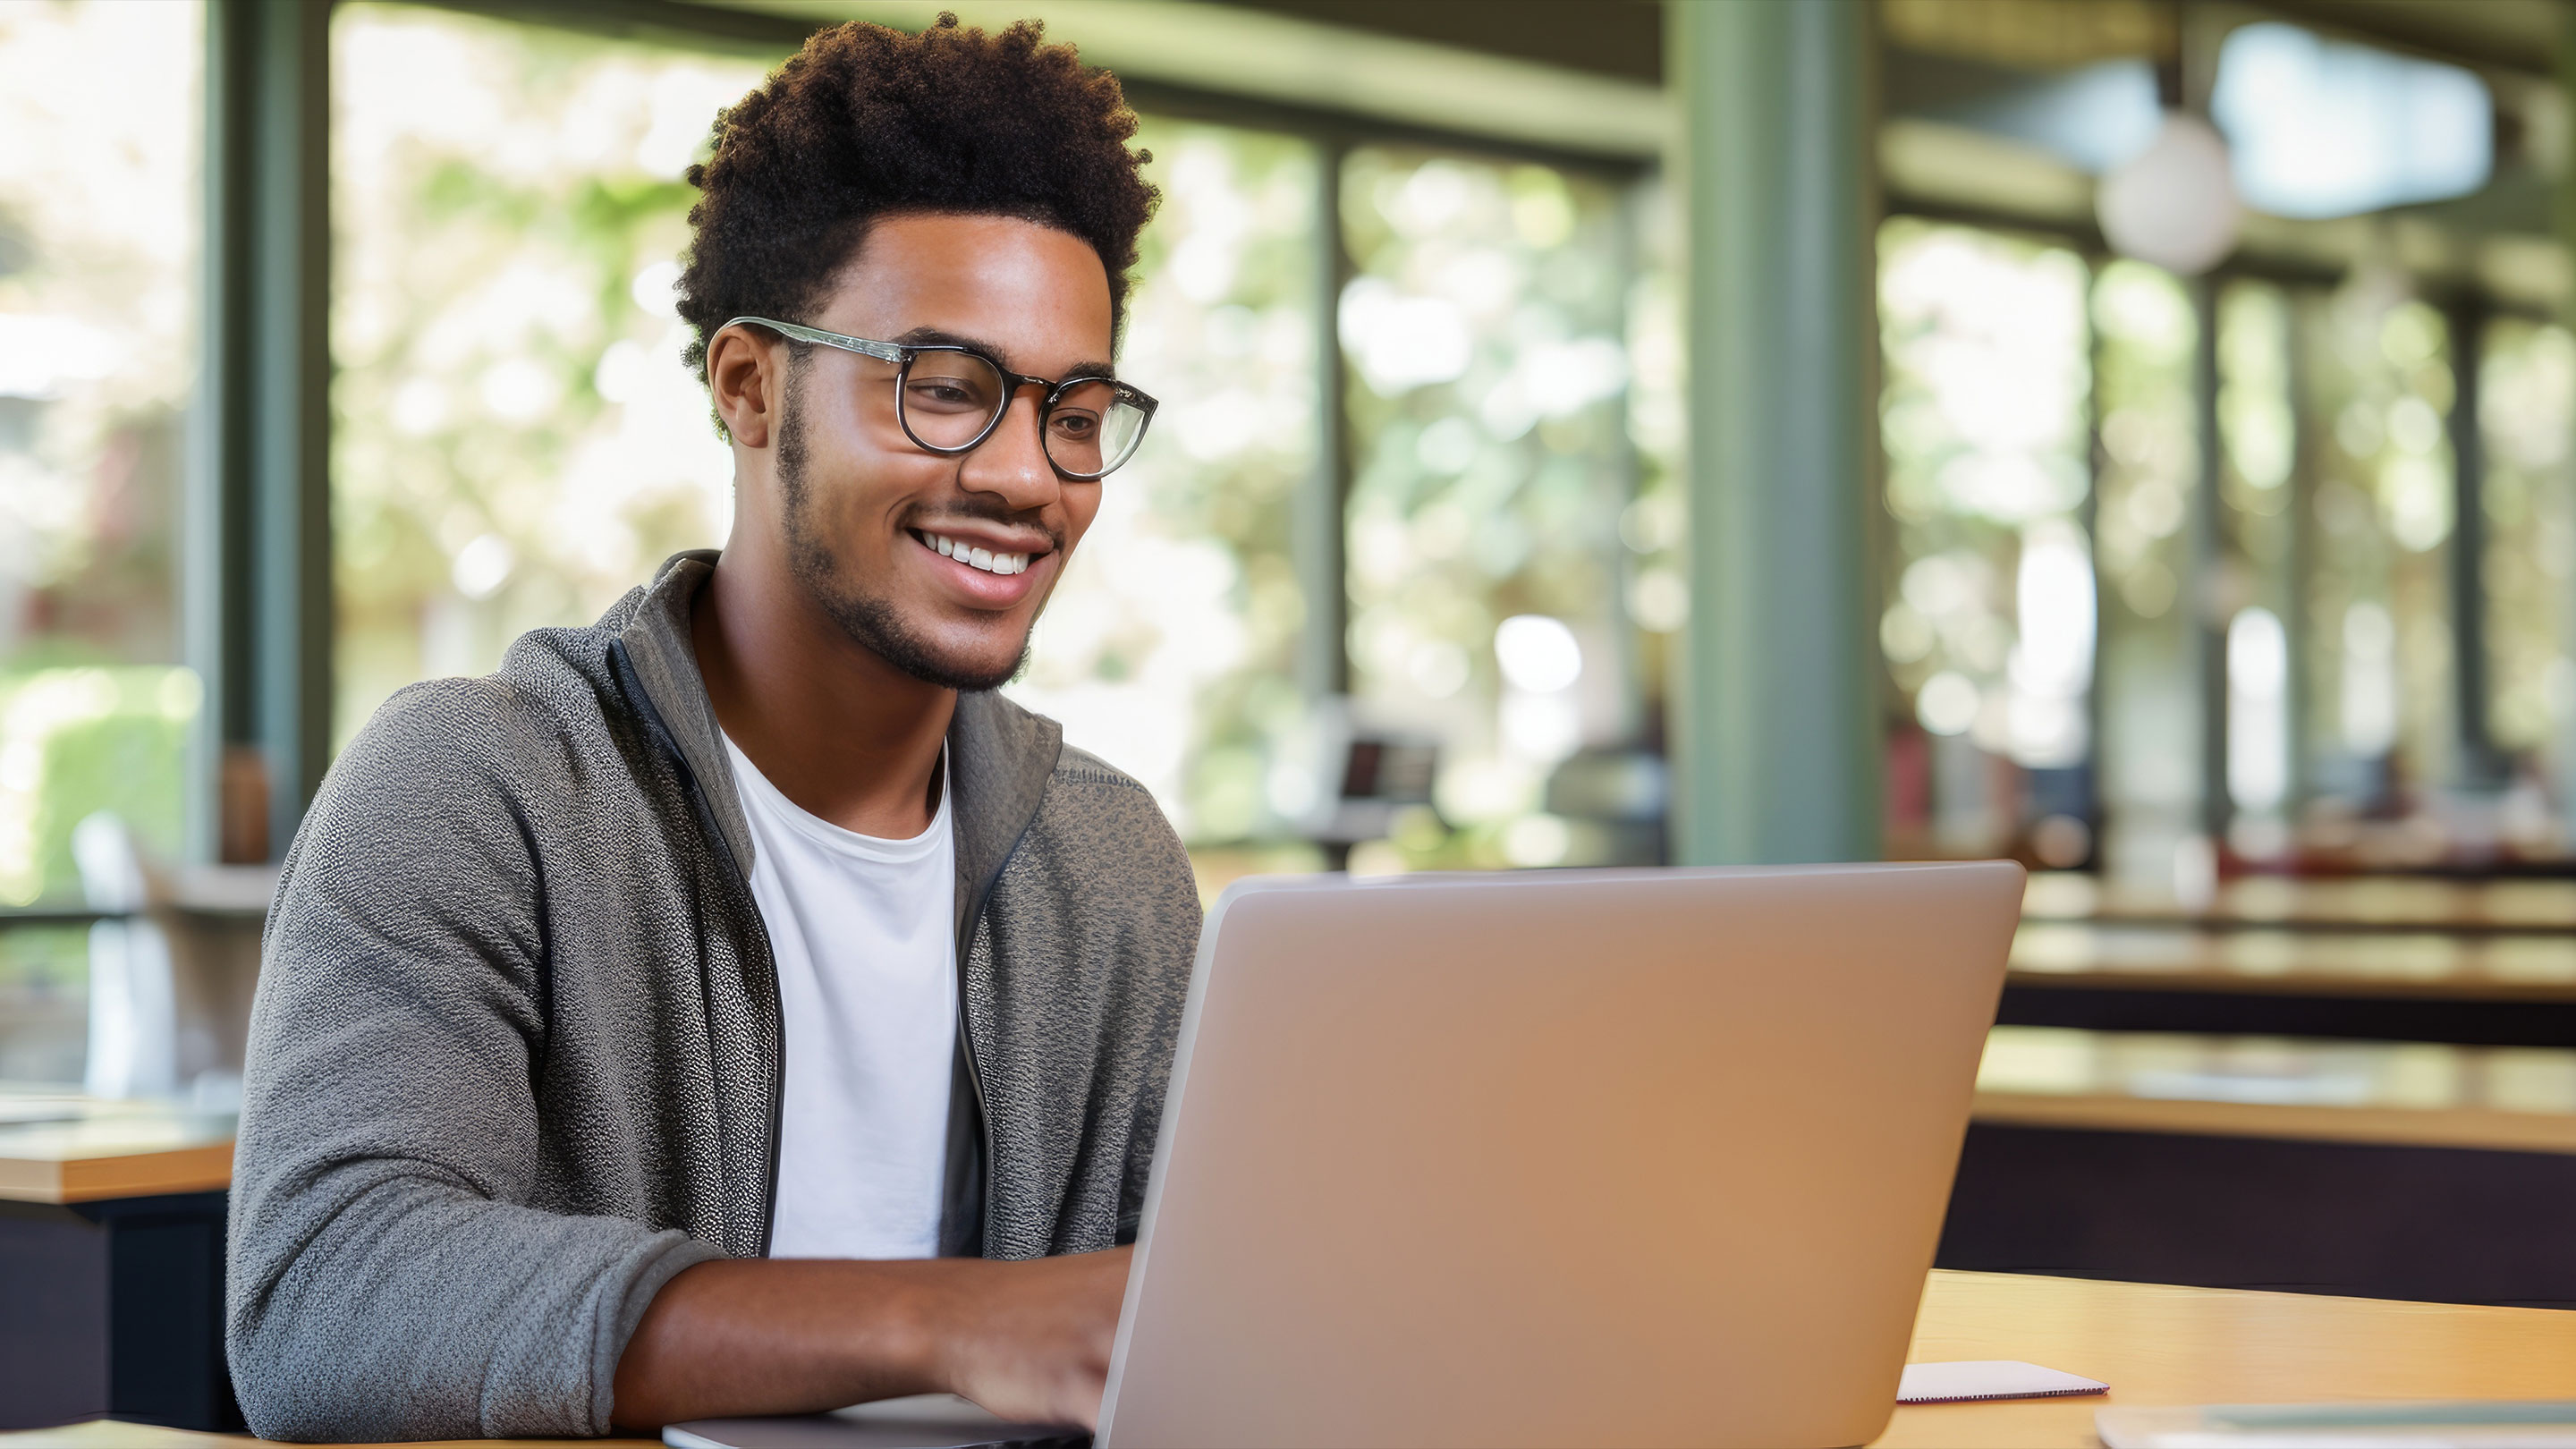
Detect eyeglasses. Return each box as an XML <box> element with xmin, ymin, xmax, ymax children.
<box><xmin>721</xmin><ymin>316</ymin><xmax>1157</xmax><ymax>480</ymax></box>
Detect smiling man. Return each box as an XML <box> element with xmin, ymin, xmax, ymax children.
<box><xmin>226</xmin><ymin>17</ymin><xmax>1199</xmax><ymax>1441</ymax></box>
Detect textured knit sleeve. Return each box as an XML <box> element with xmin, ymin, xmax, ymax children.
<box><xmin>1115</xmin><ymin>796</ymin><xmax>1199</xmax><ymax>1245</ymax></box>
<box><xmin>225</xmin><ymin>681</ymin><xmax>719</xmax><ymax>1441</ymax></box>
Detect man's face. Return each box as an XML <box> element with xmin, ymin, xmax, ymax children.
<box><xmin>763</xmin><ymin>213</ymin><xmax>1114</xmax><ymax>691</ymax></box>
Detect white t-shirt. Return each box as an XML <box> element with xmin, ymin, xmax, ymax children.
<box><xmin>722</xmin><ymin>734</ymin><xmax>956</xmax><ymax>1260</ymax></box>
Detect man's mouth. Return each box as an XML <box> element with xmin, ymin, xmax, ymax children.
<box><xmin>916</xmin><ymin>530</ymin><xmax>1035</xmax><ymax>576</ymax></box>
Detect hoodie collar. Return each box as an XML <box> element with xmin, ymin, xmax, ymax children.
<box><xmin>614</xmin><ymin>549</ymin><xmax>1064</xmax><ymax>918</ymax></box>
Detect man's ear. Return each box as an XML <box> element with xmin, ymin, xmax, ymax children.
<box><xmin>707</xmin><ymin>328</ymin><xmax>780</xmax><ymax>449</ymax></box>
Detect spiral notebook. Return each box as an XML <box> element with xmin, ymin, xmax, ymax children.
<box><xmin>1898</xmin><ymin>1360</ymin><xmax>2110</xmax><ymax>1404</ymax></box>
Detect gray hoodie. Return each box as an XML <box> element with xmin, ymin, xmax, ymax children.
<box><xmin>225</xmin><ymin>551</ymin><xmax>1201</xmax><ymax>1441</ymax></box>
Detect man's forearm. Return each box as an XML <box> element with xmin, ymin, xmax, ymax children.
<box><xmin>609</xmin><ymin>1247</ymin><xmax>1131</xmax><ymax>1431</ymax></box>
<box><xmin>610</xmin><ymin>1258</ymin><xmax>944</xmax><ymax>1428</ymax></box>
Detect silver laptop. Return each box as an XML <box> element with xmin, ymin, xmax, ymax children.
<box><xmin>673</xmin><ymin>860</ymin><xmax>2024</xmax><ymax>1449</ymax></box>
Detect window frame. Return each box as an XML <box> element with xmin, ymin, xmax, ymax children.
<box><xmin>1880</xmin><ymin>194</ymin><xmax>2559</xmax><ymax>852</ymax></box>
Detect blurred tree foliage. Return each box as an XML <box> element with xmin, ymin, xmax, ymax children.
<box><xmin>1338</xmin><ymin>148</ymin><xmax>1638</xmax><ymax>851</ymax></box>
<box><xmin>0</xmin><ymin>667</ymin><xmax>194</xmax><ymax>904</ymax></box>
<box><xmin>333</xmin><ymin>4</ymin><xmax>767</xmax><ymax>747</ymax></box>
<box><xmin>1010</xmin><ymin>119</ymin><xmax>1318</xmax><ymax>842</ymax></box>
<box><xmin>2479</xmin><ymin>318</ymin><xmax>2576</xmax><ymax>758</ymax></box>
<box><xmin>0</xmin><ymin>0</ymin><xmax>201</xmax><ymax>936</ymax></box>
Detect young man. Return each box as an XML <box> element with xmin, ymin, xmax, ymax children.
<box><xmin>227</xmin><ymin>17</ymin><xmax>1197</xmax><ymax>1438</ymax></box>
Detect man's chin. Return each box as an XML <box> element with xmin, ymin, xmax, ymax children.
<box><xmin>910</xmin><ymin>648</ymin><xmax>1027</xmax><ymax>693</ymax></box>
<box><xmin>792</xmin><ymin>549</ymin><xmax>1031</xmax><ymax>691</ymax></box>
<box><xmin>838</xmin><ymin>606</ymin><xmax>1030</xmax><ymax>692</ymax></box>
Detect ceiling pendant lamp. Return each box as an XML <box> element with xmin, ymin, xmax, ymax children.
<box><xmin>2095</xmin><ymin>110</ymin><xmax>2242</xmax><ymax>276</ymax></box>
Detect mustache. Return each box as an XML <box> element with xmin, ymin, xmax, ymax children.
<box><xmin>908</xmin><ymin>502</ymin><xmax>1064</xmax><ymax>553</ymax></box>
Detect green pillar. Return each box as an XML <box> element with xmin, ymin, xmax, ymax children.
<box><xmin>1668</xmin><ymin>0</ymin><xmax>1879</xmax><ymax>865</ymax></box>
<box><xmin>2559</xmin><ymin>4</ymin><xmax>2576</xmax><ymax>851</ymax></box>
<box><xmin>192</xmin><ymin>0</ymin><xmax>334</xmax><ymax>862</ymax></box>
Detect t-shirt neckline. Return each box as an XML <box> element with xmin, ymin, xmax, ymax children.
<box><xmin>719</xmin><ymin>733</ymin><xmax>951</xmax><ymax>865</ymax></box>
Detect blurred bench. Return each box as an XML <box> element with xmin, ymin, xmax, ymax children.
<box><xmin>1946</xmin><ymin>1024</ymin><xmax>2576</xmax><ymax>1306</ymax></box>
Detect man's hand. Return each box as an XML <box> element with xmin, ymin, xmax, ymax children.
<box><xmin>610</xmin><ymin>1247</ymin><xmax>1133</xmax><ymax>1431</ymax></box>
<box><xmin>921</xmin><ymin>1246</ymin><xmax>1131</xmax><ymax>1426</ymax></box>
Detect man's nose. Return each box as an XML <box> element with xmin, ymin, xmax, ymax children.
<box><xmin>956</xmin><ymin>389</ymin><xmax>1060</xmax><ymax>510</ymax></box>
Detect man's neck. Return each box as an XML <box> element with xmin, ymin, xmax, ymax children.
<box><xmin>691</xmin><ymin>544</ymin><xmax>955</xmax><ymax>840</ymax></box>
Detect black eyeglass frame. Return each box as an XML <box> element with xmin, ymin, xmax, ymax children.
<box><xmin>720</xmin><ymin>315</ymin><xmax>1158</xmax><ymax>480</ymax></box>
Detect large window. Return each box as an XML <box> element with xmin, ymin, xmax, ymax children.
<box><xmin>2478</xmin><ymin>317</ymin><xmax>2573</xmax><ymax>789</ymax></box>
<box><xmin>331</xmin><ymin>4</ymin><xmax>769</xmax><ymax>745</ymax></box>
<box><xmin>1338</xmin><ymin>148</ymin><xmax>1642</xmax><ymax>868</ymax></box>
<box><xmin>2091</xmin><ymin>259</ymin><xmax>2203</xmax><ymax>886</ymax></box>
<box><xmin>2299</xmin><ymin>297</ymin><xmax>2459</xmax><ymax>826</ymax></box>
<box><xmin>1881</xmin><ymin>202</ymin><xmax>2576</xmax><ymax>877</ymax></box>
<box><xmin>2215</xmin><ymin>280</ymin><xmax>2298</xmax><ymax>849</ymax></box>
<box><xmin>0</xmin><ymin>0</ymin><xmax>203</xmax><ymax>1079</ymax></box>
<box><xmin>1877</xmin><ymin>218</ymin><xmax>2094</xmax><ymax>862</ymax></box>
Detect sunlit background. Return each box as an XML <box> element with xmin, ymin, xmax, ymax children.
<box><xmin>0</xmin><ymin>0</ymin><xmax>202</xmax><ymax>1078</ymax></box>
<box><xmin>0</xmin><ymin>0</ymin><xmax>2572</xmax><ymax>1097</ymax></box>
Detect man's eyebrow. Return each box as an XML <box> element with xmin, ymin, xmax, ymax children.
<box><xmin>892</xmin><ymin>326</ymin><xmax>1117</xmax><ymax>383</ymax></box>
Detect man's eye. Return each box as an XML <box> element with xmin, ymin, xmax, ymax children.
<box><xmin>1050</xmin><ymin>411</ymin><xmax>1099</xmax><ymax>439</ymax></box>
<box><xmin>908</xmin><ymin>379</ymin><xmax>986</xmax><ymax>410</ymax></box>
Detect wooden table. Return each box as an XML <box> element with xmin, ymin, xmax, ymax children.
<box><xmin>13</xmin><ymin>1271</ymin><xmax>2575</xmax><ymax>1449</ymax></box>
<box><xmin>0</xmin><ymin>1095</ymin><xmax>235</xmax><ymax>1204</ymax></box>
<box><xmin>2011</xmin><ymin>920</ymin><xmax>2576</xmax><ymax>1000</ymax></box>
<box><xmin>1878</xmin><ymin>1270</ymin><xmax>2576</xmax><ymax>1447</ymax></box>
<box><xmin>0</xmin><ymin>1096</ymin><xmax>239</xmax><ymax>1433</ymax></box>
<box><xmin>2023</xmin><ymin>870</ymin><xmax>2576</xmax><ymax>934</ymax></box>
<box><xmin>2002</xmin><ymin>915</ymin><xmax>2576</xmax><ymax>1051</ymax></box>
<box><xmin>1972</xmin><ymin>1024</ymin><xmax>2576</xmax><ymax>1154</ymax></box>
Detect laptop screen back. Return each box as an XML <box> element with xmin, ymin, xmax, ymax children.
<box><xmin>1098</xmin><ymin>861</ymin><xmax>2023</xmax><ymax>1449</ymax></box>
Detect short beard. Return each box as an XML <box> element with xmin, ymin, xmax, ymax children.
<box><xmin>775</xmin><ymin>365</ymin><xmax>1030</xmax><ymax>692</ymax></box>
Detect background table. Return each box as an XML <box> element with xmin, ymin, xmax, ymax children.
<box><xmin>1938</xmin><ymin>872</ymin><xmax>2576</xmax><ymax>1307</ymax></box>
<box><xmin>13</xmin><ymin>1270</ymin><xmax>2576</xmax><ymax>1449</ymax></box>
<box><xmin>0</xmin><ymin>1094</ymin><xmax>240</xmax><ymax>1433</ymax></box>
<box><xmin>2020</xmin><ymin>871</ymin><xmax>2576</xmax><ymax>933</ymax></box>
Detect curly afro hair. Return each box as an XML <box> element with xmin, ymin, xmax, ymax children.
<box><xmin>675</xmin><ymin>13</ymin><xmax>1159</xmax><ymax>380</ymax></box>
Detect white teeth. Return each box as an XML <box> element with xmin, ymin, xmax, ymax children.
<box><xmin>926</xmin><ymin>532</ymin><xmax>1032</xmax><ymax>576</ymax></box>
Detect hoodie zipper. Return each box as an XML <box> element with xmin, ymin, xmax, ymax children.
<box><xmin>749</xmin><ymin>885</ymin><xmax>785</xmax><ymax>1257</ymax></box>
<box><xmin>952</xmin><ymin>911</ymin><xmax>994</xmax><ymax>1252</ymax></box>
<box><xmin>952</xmin><ymin>801</ymin><xmax>1048</xmax><ymax>1256</ymax></box>
<box><xmin>610</xmin><ymin>641</ymin><xmax>788</xmax><ymax>1257</ymax></box>
<box><xmin>681</xmin><ymin>744</ymin><xmax>787</xmax><ymax>1256</ymax></box>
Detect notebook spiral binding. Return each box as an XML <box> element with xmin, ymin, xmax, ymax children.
<box><xmin>1904</xmin><ymin>1385</ymin><xmax>2111</xmax><ymax>1405</ymax></box>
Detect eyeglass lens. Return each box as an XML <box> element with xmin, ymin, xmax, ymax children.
<box><xmin>897</xmin><ymin>352</ymin><xmax>1148</xmax><ymax>479</ymax></box>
